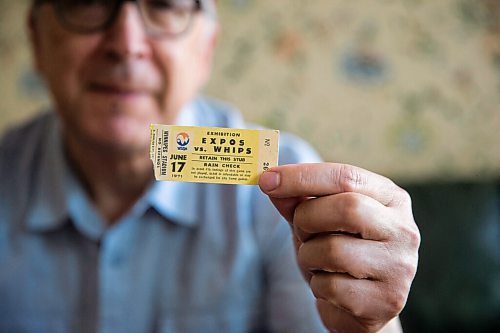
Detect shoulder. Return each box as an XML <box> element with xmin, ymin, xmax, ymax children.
<box><xmin>0</xmin><ymin>112</ymin><xmax>55</xmax><ymax>230</ymax></box>
<box><xmin>0</xmin><ymin>112</ymin><xmax>54</xmax><ymax>156</ymax></box>
<box><xmin>0</xmin><ymin>112</ymin><xmax>55</xmax><ymax>191</ymax></box>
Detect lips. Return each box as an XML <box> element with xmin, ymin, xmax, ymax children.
<box><xmin>88</xmin><ymin>82</ymin><xmax>148</xmax><ymax>96</ymax></box>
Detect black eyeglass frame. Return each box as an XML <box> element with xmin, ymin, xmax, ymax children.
<box><xmin>32</xmin><ymin>0</ymin><xmax>205</xmax><ymax>38</ymax></box>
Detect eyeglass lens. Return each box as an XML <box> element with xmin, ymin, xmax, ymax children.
<box><xmin>54</xmin><ymin>0</ymin><xmax>200</xmax><ymax>36</ymax></box>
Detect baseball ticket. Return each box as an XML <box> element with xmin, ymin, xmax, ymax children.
<box><xmin>150</xmin><ymin>124</ymin><xmax>280</xmax><ymax>185</ymax></box>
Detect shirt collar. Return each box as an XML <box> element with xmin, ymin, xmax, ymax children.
<box><xmin>25</xmin><ymin>116</ymin><xmax>110</xmax><ymax>240</ymax></box>
<box><xmin>146</xmin><ymin>101</ymin><xmax>202</xmax><ymax>227</ymax></box>
<box><xmin>146</xmin><ymin>180</ymin><xmax>201</xmax><ymax>227</ymax></box>
<box><xmin>175</xmin><ymin>99</ymin><xmax>198</xmax><ymax>126</ymax></box>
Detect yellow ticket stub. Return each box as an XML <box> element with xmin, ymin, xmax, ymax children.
<box><xmin>150</xmin><ymin>124</ymin><xmax>280</xmax><ymax>185</ymax></box>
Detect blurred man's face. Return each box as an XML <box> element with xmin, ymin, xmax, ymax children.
<box><xmin>30</xmin><ymin>1</ymin><xmax>217</xmax><ymax>155</ymax></box>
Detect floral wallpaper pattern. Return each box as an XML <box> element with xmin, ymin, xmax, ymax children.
<box><xmin>1</xmin><ymin>0</ymin><xmax>499</xmax><ymax>182</ymax></box>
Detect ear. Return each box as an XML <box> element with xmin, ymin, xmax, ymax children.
<box><xmin>27</xmin><ymin>8</ymin><xmax>45</xmax><ymax>75</ymax></box>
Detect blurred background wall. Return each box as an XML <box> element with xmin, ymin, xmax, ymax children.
<box><xmin>1</xmin><ymin>0</ymin><xmax>499</xmax><ymax>182</ymax></box>
<box><xmin>208</xmin><ymin>0</ymin><xmax>500</xmax><ymax>183</ymax></box>
<box><xmin>1</xmin><ymin>1</ymin><xmax>499</xmax><ymax>332</ymax></box>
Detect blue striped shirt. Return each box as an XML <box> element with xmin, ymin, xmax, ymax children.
<box><xmin>0</xmin><ymin>97</ymin><xmax>326</xmax><ymax>333</ymax></box>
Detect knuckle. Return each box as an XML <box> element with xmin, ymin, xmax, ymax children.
<box><xmin>400</xmin><ymin>187</ymin><xmax>412</xmax><ymax>204</ymax></box>
<box><xmin>314</xmin><ymin>274</ymin><xmax>338</xmax><ymax>300</ymax></box>
<box><xmin>326</xmin><ymin>238</ymin><xmax>343</xmax><ymax>264</ymax></box>
<box><xmin>297</xmin><ymin>167</ymin><xmax>307</xmax><ymax>187</ymax></box>
<box><xmin>341</xmin><ymin>194</ymin><xmax>361</xmax><ymax>221</ymax></box>
<box><xmin>408</xmin><ymin>258</ymin><xmax>419</xmax><ymax>280</ymax></box>
<box><xmin>334</xmin><ymin>164</ymin><xmax>367</xmax><ymax>192</ymax></box>
<box><xmin>359</xmin><ymin>320</ymin><xmax>383</xmax><ymax>333</ymax></box>
<box><xmin>387</xmin><ymin>263</ymin><xmax>415</xmax><ymax>309</ymax></box>
<box><xmin>325</xmin><ymin>277</ymin><xmax>338</xmax><ymax>299</ymax></box>
<box><xmin>400</xmin><ymin>222</ymin><xmax>421</xmax><ymax>249</ymax></box>
<box><xmin>386</xmin><ymin>288</ymin><xmax>408</xmax><ymax>316</ymax></box>
<box><xmin>407</xmin><ymin>225</ymin><xmax>421</xmax><ymax>249</ymax></box>
<box><xmin>348</xmin><ymin>301</ymin><xmax>367</xmax><ymax>320</ymax></box>
<box><xmin>343</xmin><ymin>281</ymin><xmax>358</xmax><ymax>301</ymax></box>
<box><xmin>297</xmin><ymin>165</ymin><xmax>316</xmax><ymax>189</ymax></box>
<box><xmin>389</xmin><ymin>247</ymin><xmax>418</xmax><ymax>283</ymax></box>
<box><xmin>407</xmin><ymin>251</ymin><xmax>419</xmax><ymax>277</ymax></box>
<box><xmin>350</xmin><ymin>304</ymin><xmax>383</xmax><ymax>331</ymax></box>
<box><xmin>391</xmin><ymin>186</ymin><xmax>412</xmax><ymax>207</ymax></box>
<box><xmin>397</xmin><ymin>256</ymin><xmax>418</xmax><ymax>283</ymax></box>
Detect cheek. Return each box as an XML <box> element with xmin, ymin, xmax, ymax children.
<box><xmin>152</xmin><ymin>39</ymin><xmax>207</xmax><ymax>114</ymax></box>
<box><xmin>40</xmin><ymin>35</ymin><xmax>98</xmax><ymax>102</ymax></box>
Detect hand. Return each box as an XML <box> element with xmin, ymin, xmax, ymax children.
<box><xmin>259</xmin><ymin>163</ymin><xmax>420</xmax><ymax>333</ymax></box>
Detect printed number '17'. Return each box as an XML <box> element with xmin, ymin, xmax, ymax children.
<box><xmin>171</xmin><ymin>161</ymin><xmax>186</xmax><ymax>173</ymax></box>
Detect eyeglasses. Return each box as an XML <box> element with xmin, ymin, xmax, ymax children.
<box><xmin>33</xmin><ymin>0</ymin><xmax>211</xmax><ymax>38</ymax></box>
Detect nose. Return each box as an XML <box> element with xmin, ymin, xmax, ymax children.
<box><xmin>102</xmin><ymin>3</ymin><xmax>151</xmax><ymax>60</ymax></box>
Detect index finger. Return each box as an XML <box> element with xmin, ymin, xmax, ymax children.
<box><xmin>259</xmin><ymin>163</ymin><xmax>408</xmax><ymax>207</ymax></box>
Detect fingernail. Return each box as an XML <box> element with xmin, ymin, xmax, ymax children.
<box><xmin>259</xmin><ymin>171</ymin><xmax>280</xmax><ymax>192</ymax></box>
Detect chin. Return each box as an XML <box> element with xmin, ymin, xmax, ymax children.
<box><xmin>94</xmin><ymin>135</ymin><xmax>150</xmax><ymax>157</ymax></box>
<box><xmin>84</xmin><ymin>116</ymin><xmax>152</xmax><ymax>156</ymax></box>
<box><xmin>70</xmin><ymin>98</ymin><xmax>164</xmax><ymax>153</ymax></box>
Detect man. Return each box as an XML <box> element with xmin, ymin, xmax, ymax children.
<box><xmin>0</xmin><ymin>0</ymin><xmax>419</xmax><ymax>332</ymax></box>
